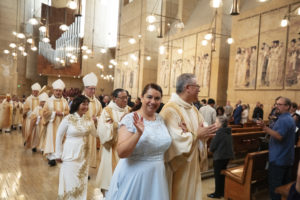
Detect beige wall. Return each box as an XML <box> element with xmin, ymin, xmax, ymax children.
<box><xmin>227</xmin><ymin>0</ymin><xmax>300</xmax><ymax>120</ymax></box>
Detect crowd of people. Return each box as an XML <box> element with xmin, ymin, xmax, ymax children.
<box><xmin>0</xmin><ymin>72</ymin><xmax>299</xmax><ymax>200</ymax></box>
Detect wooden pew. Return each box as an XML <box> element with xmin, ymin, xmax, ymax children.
<box><xmin>232</xmin><ymin>127</ymin><xmax>262</xmax><ymax>133</ymax></box>
<box><xmin>222</xmin><ymin>150</ymin><xmax>269</xmax><ymax>200</ymax></box>
<box><xmin>229</xmin><ymin>124</ymin><xmax>243</xmax><ymax>128</ymax></box>
<box><xmin>232</xmin><ymin>131</ymin><xmax>266</xmax><ymax>156</ymax></box>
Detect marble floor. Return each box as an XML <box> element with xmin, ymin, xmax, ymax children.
<box><xmin>0</xmin><ymin>130</ymin><xmax>268</xmax><ymax>200</ymax></box>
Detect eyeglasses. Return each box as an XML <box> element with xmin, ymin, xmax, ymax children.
<box><xmin>117</xmin><ymin>96</ymin><xmax>128</xmax><ymax>100</ymax></box>
<box><xmin>188</xmin><ymin>84</ymin><xmax>201</xmax><ymax>89</ymax></box>
<box><xmin>276</xmin><ymin>103</ymin><xmax>287</xmax><ymax>106</ymax></box>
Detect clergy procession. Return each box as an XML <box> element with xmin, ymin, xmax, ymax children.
<box><xmin>0</xmin><ymin>72</ymin><xmax>299</xmax><ymax>200</ymax></box>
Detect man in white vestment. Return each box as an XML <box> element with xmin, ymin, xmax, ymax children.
<box><xmin>160</xmin><ymin>73</ymin><xmax>217</xmax><ymax>200</ymax></box>
<box><xmin>1</xmin><ymin>94</ymin><xmax>14</xmax><ymax>133</ymax></box>
<box><xmin>23</xmin><ymin>83</ymin><xmax>41</xmax><ymax>142</ymax></box>
<box><xmin>95</xmin><ymin>88</ymin><xmax>129</xmax><ymax>195</ymax></box>
<box><xmin>43</xmin><ymin>79</ymin><xmax>69</xmax><ymax>166</ymax></box>
<box><xmin>82</xmin><ymin>72</ymin><xmax>102</xmax><ymax>170</ymax></box>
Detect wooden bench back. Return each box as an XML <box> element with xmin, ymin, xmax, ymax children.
<box><xmin>232</xmin><ymin>127</ymin><xmax>263</xmax><ymax>133</ymax></box>
<box><xmin>242</xmin><ymin>150</ymin><xmax>268</xmax><ymax>184</ymax></box>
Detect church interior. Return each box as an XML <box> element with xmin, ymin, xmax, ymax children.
<box><xmin>0</xmin><ymin>0</ymin><xmax>300</xmax><ymax>199</ymax></box>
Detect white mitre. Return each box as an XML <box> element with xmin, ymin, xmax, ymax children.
<box><xmin>52</xmin><ymin>79</ymin><xmax>65</xmax><ymax>90</ymax></box>
<box><xmin>83</xmin><ymin>72</ymin><xmax>98</xmax><ymax>87</ymax></box>
<box><xmin>39</xmin><ymin>92</ymin><xmax>48</xmax><ymax>102</ymax></box>
<box><xmin>31</xmin><ymin>83</ymin><xmax>41</xmax><ymax>91</ymax></box>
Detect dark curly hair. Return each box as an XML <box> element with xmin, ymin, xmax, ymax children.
<box><xmin>70</xmin><ymin>95</ymin><xmax>90</xmax><ymax>114</ymax></box>
<box><xmin>131</xmin><ymin>83</ymin><xmax>162</xmax><ymax>112</ymax></box>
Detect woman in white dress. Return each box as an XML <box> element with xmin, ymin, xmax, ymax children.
<box><xmin>241</xmin><ymin>104</ymin><xmax>249</xmax><ymax>125</ymax></box>
<box><xmin>106</xmin><ymin>83</ymin><xmax>172</xmax><ymax>200</ymax></box>
<box><xmin>55</xmin><ymin>95</ymin><xmax>97</xmax><ymax>200</ymax></box>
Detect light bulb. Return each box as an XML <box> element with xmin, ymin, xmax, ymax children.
<box><xmin>42</xmin><ymin>37</ymin><xmax>50</xmax><ymax>43</ymax></box>
<box><xmin>12</xmin><ymin>52</ymin><xmax>17</xmax><ymax>56</ymax></box>
<box><xmin>205</xmin><ymin>33</ymin><xmax>213</xmax><ymax>40</ymax></box>
<box><xmin>147</xmin><ymin>24</ymin><xmax>156</xmax><ymax>32</ymax></box>
<box><xmin>23</xmin><ymin>52</ymin><xmax>27</xmax><ymax>56</ymax></box>
<box><xmin>31</xmin><ymin>46</ymin><xmax>37</xmax><ymax>51</ymax></box>
<box><xmin>12</xmin><ymin>31</ymin><xmax>17</xmax><ymax>36</ymax></box>
<box><xmin>81</xmin><ymin>45</ymin><xmax>88</xmax><ymax>50</ymax></box>
<box><xmin>123</xmin><ymin>61</ymin><xmax>129</xmax><ymax>66</ymax></box>
<box><xmin>66</xmin><ymin>53</ymin><xmax>72</xmax><ymax>57</ymax></box>
<box><xmin>86</xmin><ymin>49</ymin><xmax>92</xmax><ymax>54</ymax></box>
<box><xmin>83</xmin><ymin>55</ymin><xmax>88</xmax><ymax>59</ymax></box>
<box><xmin>227</xmin><ymin>38</ymin><xmax>234</xmax><ymax>44</ymax></box>
<box><xmin>67</xmin><ymin>0</ymin><xmax>77</xmax><ymax>9</ymax></box>
<box><xmin>201</xmin><ymin>40</ymin><xmax>208</xmax><ymax>46</ymax></box>
<box><xmin>71</xmin><ymin>55</ymin><xmax>77</xmax><ymax>60</ymax></box>
<box><xmin>146</xmin><ymin>56</ymin><xmax>151</xmax><ymax>61</ymax></box>
<box><xmin>18</xmin><ymin>46</ymin><xmax>25</xmax><ymax>51</ymax></box>
<box><xmin>27</xmin><ymin>38</ymin><xmax>33</xmax><ymax>44</ymax></box>
<box><xmin>159</xmin><ymin>46</ymin><xmax>165</xmax><ymax>54</ymax></box>
<box><xmin>174</xmin><ymin>21</ymin><xmax>184</xmax><ymax>29</ymax></box>
<box><xmin>130</xmin><ymin>54</ymin><xmax>137</xmax><ymax>61</ymax></box>
<box><xmin>128</xmin><ymin>38</ymin><xmax>136</xmax><ymax>44</ymax></box>
<box><xmin>100</xmin><ymin>48</ymin><xmax>107</xmax><ymax>53</ymax></box>
<box><xmin>210</xmin><ymin>0</ymin><xmax>222</xmax><ymax>8</ymax></box>
<box><xmin>109</xmin><ymin>65</ymin><xmax>113</xmax><ymax>69</ymax></box>
<box><xmin>3</xmin><ymin>50</ymin><xmax>10</xmax><ymax>54</ymax></box>
<box><xmin>146</xmin><ymin>15</ymin><xmax>156</xmax><ymax>23</ymax></box>
<box><xmin>9</xmin><ymin>43</ymin><xmax>17</xmax><ymax>48</ymax></box>
<box><xmin>297</xmin><ymin>7</ymin><xmax>300</xmax><ymax>15</ymax></box>
<box><xmin>29</xmin><ymin>18</ymin><xmax>39</xmax><ymax>25</ymax></box>
<box><xmin>59</xmin><ymin>24</ymin><xmax>69</xmax><ymax>31</ymax></box>
<box><xmin>17</xmin><ymin>33</ymin><xmax>25</xmax><ymax>39</ymax></box>
<box><xmin>55</xmin><ymin>57</ymin><xmax>60</xmax><ymax>62</ymax></box>
<box><xmin>96</xmin><ymin>63</ymin><xmax>104</xmax><ymax>69</ymax></box>
<box><xmin>177</xmin><ymin>49</ymin><xmax>183</xmax><ymax>54</ymax></box>
<box><xmin>70</xmin><ymin>59</ymin><xmax>75</xmax><ymax>63</ymax></box>
<box><xmin>280</xmin><ymin>19</ymin><xmax>288</xmax><ymax>27</ymax></box>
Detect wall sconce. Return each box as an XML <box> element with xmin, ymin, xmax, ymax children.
<box><xmin>280</xmin><ymin>6</ymin><xmax>300</xmax><ymax>27</ymax></box>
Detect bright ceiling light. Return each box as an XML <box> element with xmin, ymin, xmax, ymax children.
<box><xmin>96</xmin><ymin>63</ymin><xmax>104</xmax><ymax>69</ymax></box>
<box><xmin>205</xmin><ymin>33</ymin><xmax>213</xmax><ymax>40</ymax></box>
<box><xmin>147</xmin><ymin>24</ymin><xmax>156</xmax><ymax>32</ymax></box>
<box><xmin>128</xmin><ymin>38</ymin><xmax>136</xmax><ymax>44</ymax></box>
<box><xmin>100</xmin><ymin>48</ymin><xmax>107</xmax><ymax>53</ymax></box>
<box><xmin>146</xmin><ymin>15</ymin><xmax>156</xmax><ymax>23</ymax></box>
<box><xmin>86</xmin><ymin>49</ymin><xmax>92</xmax><ymax>54</ymax></box>
<box><xmin>174</xmin><ymin>21</ymin><xmax>184</xmax><ymax>29</ymax></box>
<box><xmin>81</xmin><ymin>45</ymin><xmax>88</xmax><ymax>50</ymax></box>
<box><xmin>177</xmin><ymin>49</ymin><xmax>183</xmax><ymax>54</ymax></box>
<box><xmin>146</xmin><ymin>56</ymin><xmax>151</xmax><ymax>61</ymax></box>
<box><xmin>3</xmin><ymin>50</ymin><xmax>10</xmax><ymax>54</ymax></box>
<box><xmin>130</xmin><ymin>54</ymin><xmax>138</xmax><ymax>61</ymax></box>
<box><xmin>83</xmin><ymin>55</ymin><xmax>88</xmax><ymax>59</ymax></box>
<box><xmin>227</xmin><ymin>38</ymin><xmax>234</xmax><ymax>44</ymax></box>
<box><xmin>159</xmin><ymin>46</ymin><xmax>165</xmax><ymax>54</ymax></box>
<box><xmin>257</xmin><ymin>0</ymin><xmax>268</xmax><ymax>2</ymax></box>
<box><xmin>12</xmin><ymin>52</ymin><xmax>17</xmax><ymax>57</ymax></box>
<box><xmin>59</xmin><ymin>24</ymin><xmax>69</xmax><ymax>31</ymax></box>
<box><xmin>9</xmin><ymin>43</ymin><xmax>17</xmax><ymax>48</ymax></box>
<box><xmin>110</xmin><ymin>59</ymin><xmax>117</xmax><ymax>65</ymax></box>
<box><xmin>12</xmin><ymin>31</ymin><xmax>17</xmax><ymax>36</ymax></box>
<box><xmin>60</xmin><ymin>60</ymin><xmax>65</xmax><ymax>64</ymax></box>
<box><xmin>39</xmin><ymin>26</ymin><xmax>47</xmax><ymax>32</ymax></box>
<box><xmin>31</xmin><ymin>46</ymin><xmax>37</xmax><ymax>51</ymax></box>
<box><xmin>17</xmin><ymin>33</ymin><xmax>25</xmax><ymax>39</ymax></box>
<box><xmin>27</xmin><ymin>38</ymin><xmax>33</xmax><ymax>44</ymax></box>
<box><xmin>67</xmin><ymin>0</ymin><xmax>77</xmax><ymax>9</ymax></box>
<box><xmin>18</xmin><ymin>46</ymin><xmax>25</xmax><ymax>51</ymax></box>
<box><xmin>138</xmin><ymin>34</ymin><xmax>142</xmax><ymax>38</ymax></box>
<box><xmin>108</xmin><ymin>65</ymin><xmax>113</xmax><ymax>69</ymax></box>
<box><xmin>42</xmin><ymin>37</ymin><xmax>50</xmax><ymax>43</ymax></box>
<box><xmin>66</xmin><ymin>53</ymin><xmax>72</xmax><ymax>57</ymax></box>
<box><xmin>280</xmin><ymin>19</ymin><xmax>288</xmax><ymax>27</ymax></box>
<box><xmin>71</xmin><ymin>55</ymin><xmax>77</xmax><ymax>60</ymax></box>
<box><xmin>23</xmin><ymin>52</ymin><xmax>27</xmax><ymax>56</ymax></box>
<box><xmin>29</xmin><ymin>18</ymin><xmax>39</xmax><ymax>25</ymax></box>
<box><xmin>210</xmin><ymin>0</ymin><xmax>222</xmax><ymax>8</ymax></box>
<box><xmin>55</xmin><ymin>57</ymin><xmax>60</xmax><ymax>62</ymax></box>
<box><xmin>201</xmin><ymin>40</ymin><xmax>208</xmax><ymax>46</ymax></box>
<box><xmin>123</xmin><ymin>61</ymin><xmax>129</xmax><ymax>66</ymax></box>
<box><xmin>297</xmin><ymin>7</ymin><xmax>300</xmax><ymax>15</ymax></box>
<box><xmin>70</xmin><ymin>59</ymin><xmax>75</xmax><ymax>63</ymax></box>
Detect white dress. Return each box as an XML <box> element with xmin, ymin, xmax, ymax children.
<box><xmin>55</xmin><ymin>113</ymin><xmax>97</xmax><ymax>200</ymax></box>
<box><xmin>106</xmin><ymin>113</ymin><xmax>172</xmax><ymax>200</ymax></box>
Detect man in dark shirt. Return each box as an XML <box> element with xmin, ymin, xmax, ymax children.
<box><xmin>258</xmin><ymin>97</ymin><xmax>296</xmax><ymax>200</ymax></box>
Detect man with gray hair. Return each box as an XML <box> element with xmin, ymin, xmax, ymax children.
<box><xmin>258</xmin><ymin>97</ymin><xmax>295</xmax><ymax>200</ymax></box>
<box><xmin>160</xmin><ymin>73</ymin><xmax>217</xmax><ymax>200</ymax></box>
